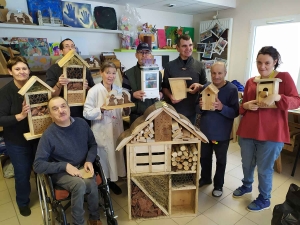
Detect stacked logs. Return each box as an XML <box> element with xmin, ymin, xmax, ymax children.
<box><xmin>131</xmin><ymin>122</ymin><xmax>155</xmax><ymax>143</ymax></box>
<box><xmin>171</xmin><ymin>144</ymin><xmax>198</xmax><ymax>171</ymax></box>
<box><xmin>172</xmin><ymin>120</ymin><xmax>196</xmax><ymax>141</ymax></box>
<box><xmin>131</xmin><ymin>183</ymin><xmax>164</xmax><ymax>218</ymax></box>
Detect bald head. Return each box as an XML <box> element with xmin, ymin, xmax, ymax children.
<box><xmin>211</xmin><ymin>62</ymin><xmax>227</xmax><ymax>88</ymax></box>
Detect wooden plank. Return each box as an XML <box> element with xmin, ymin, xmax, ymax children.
<box><xmin>101</xmin><ymin>102</ymin><xmax>135</xmax><ymax>110</ymax></box>
<box><xmin>30</xmin><ymin>102</ymin><xmax>48</xmax><ymax>108</ymax></box>
<box><xmin>169</xmin><ymin>79</ymin><xmax>188</xmax><ymax>100</ymax></box>
<box><xmin>154</xmin><ymin>110</ymin><xmax>172</xmax><ymax>142</ymax></box>
<box><xmin>135</xmin><ymin>156</ymin><xmax>150</xmax><ymax>164</ymax></box>
<box><xmin>24</xmin><ymin>132</ymin><xmax>43</xmax><ymax>140</ymax></box>
<box><xmin>168</xmin><ymin>77</ymin><xmax>192</xmax><ymax>81</ymax></box>
<box><xmin>131</xmin><ymin>177</ymin><xmax>169</xmax><ymax>216</ymax></box>
<box><xmin>127</xmin><ymin>147</ymin><xmax>132</xmax><ymax>220</ymax></box>
<box><xmin>0</xmin><ymin>51</ymin><xmax>8</xmax><ymax>74</ymax></box>
<box><xmin>171</xmin><ymin>190</ymin><xmax>196</xmax><ymax>215</ymax></box>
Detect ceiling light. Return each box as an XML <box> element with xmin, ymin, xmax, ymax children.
<box><xmin>168</xmin><ymin>4</ymin><xmax>176</xmax><ymax>7</ymax></box>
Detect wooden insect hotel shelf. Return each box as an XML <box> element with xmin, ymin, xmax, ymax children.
<box><xmin>58</xmin><ymin>50</ymin><xmax>90</xmax><ymax>106</ymax></box>
<box><xmin>18</xmin><ymin>76</ymin><xmax>55</xmax><ymax>140</ymax></box>
<box><xmin>116</xmin><ymin>101</ymin><xmax>208</xmax><ymax>220</ymax></box>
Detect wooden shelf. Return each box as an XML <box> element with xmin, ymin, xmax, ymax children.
<box><xmin>172</xmin><ymin>183</ymin><xmax>196</xmax><ymax>190</ymax></box>
<box><xmin>114</xmin><ymin>49</ymin><xmax>197</xmax><ymax>53</ymax></box>
<box><xmin>0</xmin><ymin>23</ymin><xmax>122</xmax><ymax>34</ymax></box>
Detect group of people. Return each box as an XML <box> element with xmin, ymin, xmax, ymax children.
<box><xmin>0</xmin><ymin>34</ymin><xmax>299</xmax><ymax>225</ymax></box>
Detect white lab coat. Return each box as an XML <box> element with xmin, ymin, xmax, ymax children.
<box><xmin>83</xmin><ymin>83</ymin><xmax>126</xmax><ymax>181</ymax></box>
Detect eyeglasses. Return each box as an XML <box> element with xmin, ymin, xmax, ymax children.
<box><xmin>63</xmin><ymin>45</ymin><xmax>76</xmax><ymax>49</ymax></box>
<box><xmin>137</xmin><ymin>51</ymin><xmax>151</xmax><ymax>55</ymax></box>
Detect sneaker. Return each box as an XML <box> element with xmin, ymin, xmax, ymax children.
<box><xmin>109</xmin><ymin>181</ymin><xmax>122</xmax><ymax>195</ymax></box>
<box><xmin>19</xmin><ymin>205</ymin><xmax>31</xmax><ymax>217</ymax></box>
<box><xmin>199</xmin><ymin>179</ymin><xmax>212</xmax><ymax>187</ymax></box>
<box><xmin>247</xmin><ymin>194</ymin><xmax>270</xmax><ymax>212</ymax></box>
<box><xmin>212</xmin><ymin>187</ymin><xmax>223</xmax><ymax>197</ymax></box>
<box><xmin>232</xmin><ymin>185</ymin><xmax>252</xmax><ymax>198</ymax></box>
<box><xmin>88</xmin><ymin>219</ymin><xmax>103</xmax><ymax>225</ymax></box>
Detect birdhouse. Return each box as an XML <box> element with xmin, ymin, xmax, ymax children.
<box><xmin>141</xmin><ymin>63</ymin><xmax>160</xmax><ymax>101</ymax></box>
<box><xmin>200</xmin><ymin>83</ymin><xmax>219</xmax><ymax>110</ymax></box>
<box><xmin>102</xmin><ymin>89</ymin><xmax>135</xmax><ymax>110</ymax></box>
<box><xmin>58</xmin><ymin>50</ymin><xmax>90</xmax><ymax>106</ymax></box>
<box><xmin>254</xmin><ymin>77</ymin><xmax>282</xmax><ymax>108</ymax></box>
<box><xmin>18</xmin><ymin>76</ymin><xmax>55</xmax><ymax>140</ymax></box>
<box><xmin>115</xmin><ymin>101</ymin><xmax>208</xmax><ymax>220</ymax></box>
<box><xmin>0</xmin><ymin>45</ymin><xmax>20</xmax><ymax>74</ymax></box>
<box><xmin>168</xmin><ymin>77</ymin><xmax>192</xmax><ymax>100</ymax></box>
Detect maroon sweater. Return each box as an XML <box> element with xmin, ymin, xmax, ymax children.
<box><xmin>237</xmin><ymin>72</ymin><xmax>300</xmax><ymax>143</ymax></box>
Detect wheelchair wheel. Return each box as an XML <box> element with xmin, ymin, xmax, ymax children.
<box><xmin>37</xmin><ymin>174</ymin><xmax>55</xmax><ymax>225</ymax></box>
<box><xmin>107</xmin><ymin>217</ymin><xmax>118</xmax><ymax>225</ymax></box>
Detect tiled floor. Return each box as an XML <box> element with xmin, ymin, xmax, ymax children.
<box><xmin>1</xmin><ymin>141</ymin><xmax>300</xmax><ymax>225</ymax></box>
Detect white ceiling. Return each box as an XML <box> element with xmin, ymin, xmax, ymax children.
<box><xmin>85</xmin><ymin>0</ymin><xmax>236</xmax><ymax>15</ymax></box>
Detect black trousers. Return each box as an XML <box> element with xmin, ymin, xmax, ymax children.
<box><xmin>200</xmin><ymin>140</ymin><xmax>230</xmax><ymax>188</ymax></box>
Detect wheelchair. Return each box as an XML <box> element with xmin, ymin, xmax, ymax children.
<box><xmin>36</xmin><ymin>156</ymin><xmax>118</xmax><ymax>225</ymax></box>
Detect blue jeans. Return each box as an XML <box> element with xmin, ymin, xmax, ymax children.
<box><xmin>6</xmin><ymin>141</ymin><xmax>37</xmax><ymax>207</ymax></box>
<box><xmin>51</xmin><ymin>173</ymin><xmax>100</xmax><ymax>225</ymax></box>
<box><xmin>238</xmin><ymin>137</ymin><xmax>283</xmax><ymax>199</ymax></box>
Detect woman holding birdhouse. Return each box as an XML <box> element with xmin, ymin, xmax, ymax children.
<box><xmin>234</xmin><ymin>46</ymin><xmax>300</xmax><ymax>212</ymax></box>
<box><xmin>0</xmin><ymin>56</ymin><xmax>39</xmax><ymax>217</ymax></box>
<box><xmin>83</xmin><ymin>62</ymin><xmax>127</xmax><ymax>195</ymax></box>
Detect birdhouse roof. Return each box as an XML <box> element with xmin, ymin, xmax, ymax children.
<box><xmin>58</xmin><ymin>49</ymin><xmax>90</xmax><ymax>68</ymax></box>
<box><xmin>18</xmin><ymin>76</ymin><xmax>55</xmax><ymax>96</ymax></box>
<box><xmin>253</xmin><ymin>77</ymin><xmax>282</xmax><ymax>83</ymax></box>
<box><xmin>200</xmin><ymin>83</ymin><xmax>219</xmax><ymax>94</ymax></box>
<box><xmin>115</xmin><ymin>102</ymin><xmax>208</xmax><ymax>151</ymax></box>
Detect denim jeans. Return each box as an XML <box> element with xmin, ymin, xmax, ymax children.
<box><xmin>51</xmin><ymin>173</ymin><xmax>100</xmax><ymax>225</ymax></box>
<box><xmin>238</xmin><ymin>137</ymin><xmax>283</xmax><ymax>199</ymax></box>
<box><xmin>5</xmin><ymin>141</ymin><xmax>37</xmax><ymax>207</ymax></box>
<box><xmin>200</xmin><ymin>140</ymin><xmax>230</xmax><ymax>188</ymax></box>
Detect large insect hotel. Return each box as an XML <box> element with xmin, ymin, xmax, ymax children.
<box><xmin>116</xmin><ymin>102</ymin><xmax>208</xmax><ymax>220</ymax></box>
<box><xmin>58</xmin><ymin>49</ymin><xmax>90</xmax><ymax>106</ymax></box>
<box><xmin>18</xmin><ymin>76</ymin><xmax>55</xmax><ymax>140</ymax></box>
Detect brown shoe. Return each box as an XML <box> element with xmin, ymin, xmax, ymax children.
<box><xmin>88</xmin><ymin>220</ymin><xmax>102</xmax><ymax>225</ymax></box>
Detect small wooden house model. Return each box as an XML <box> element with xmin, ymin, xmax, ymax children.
<box><xmin>254</xmin><ymin>77</ymin><xmax>282</xmax><ymax>108</ymax></box>
<box><xmin>169</xmin><ymin>77</ymin><xmax>192</xmax><ymax>100</ymax></box>
<box><xmin>58</xmin><ymin>50</ymin><xmax>90</xmax><ymax>106</ymax></box>
<box><xmin>200</xmin><ymin>83</ymin><xmax>219</xmax><ymax>110</ymax></box>
<box><xmin>0</xmin><ymin>45</ymin><xmax>19</xmax><ymax>74</ymax></box>
<box><xmin>116</xmin><ymin>102</ymin><xmax>208</xmax><ymax>220</ymax></box>
<box><xmin>102</xmin><ymin>89</ymin><xmax>135</xmax><ymax>110</ymax></box>
<box><xmin>18</xmin><ymin>76</ymin><xmax>55</xmax><ymax>140</ymax></box>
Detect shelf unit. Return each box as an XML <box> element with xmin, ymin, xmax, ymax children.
<box><xmin>114</xmin><ymin>49</ymin><xmax>197</xmax><ymax>52</ymax></box>
<box><xmin>0</xmin><ymin>23</ymin><xmax>122</xmax><ymax>34</ymax></box>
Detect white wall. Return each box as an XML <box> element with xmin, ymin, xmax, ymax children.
<box><xmin>4</xmin><ymin>0</ymin><xmax>193</xmax><ymax>71</ymax></box>
<box><xmin>193</xmin><ymin>0</ymin><xmax>300</xmax><ymax>83</ymax></box>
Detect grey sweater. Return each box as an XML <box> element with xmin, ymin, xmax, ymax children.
<box><xmin>34</xmin><ymin>117</ymin><xmax>97</xmax><ymax>174</ymax></box>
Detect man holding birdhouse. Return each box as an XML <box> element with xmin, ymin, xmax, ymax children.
<box><xmin>196</xmin><ymin>62</ymin><xmax>239</xmax><ymax>197</ymax></box>
<box><xmin>162</xmin><ymin>34</ymin><xmax>207</xmax><ymax>124</ymax></box>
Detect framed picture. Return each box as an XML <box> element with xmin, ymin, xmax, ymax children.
<box><xmin>141</xmin><ymin>69</ymin><xmax>160</xmax><ymax>100</ymax></box>
<box><xmin>202</xmin><ymin>42</ymin><xmax>215</xmax><ymax>59</ymax></box>
<box><xmin>213</xmin><ymin>45</ymin><xmax>223</xmax><ymax>55</ymax></box>
<box><xmin>211</xmin><ymin>23</ymin><xmax>224</xmax><ymax>38</ymax></box>
<box><xmin>199</xmin><ymin>30</ymin><xmax>212</xmax><ymax>42</ymax></box>
<box><xmin>216</xmin><ymin>37</ymin><xmax>228</xmax><ymax>50</ymax></box>
<box><xmin>202</xmin><ymin>60</ymin><xmax>215</xmax><ymax>69</ymax></box>
<box><xmin>215</xmin><ymin>57</ymin><xmax>227</xmax><ymax>65</ymax></box>
<box><xmin>197</xmin><ymin>43</ymin><xmax>206</xmax><ymax>53</ymax></box>
<box><xmin>167</xmin><ymin>39</ymin><xmax>172</xmax><ymax>47</ymax></box>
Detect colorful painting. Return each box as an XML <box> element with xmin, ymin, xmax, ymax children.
<box><xmin>62</xmin><ymin>1</ymin><xmax>93</xmax><ymax>28</ymax></box>
<box><xmin>27</xmin><ymin>0</ymin><xmax>63</xmax><ymax>25</ymax></box>
<box><xmin>165</xmin><ymin>26</ymin><xmax>195</xmax><ymax>47</ymax></box>
<box><xmin>25</xmin><ymin>56</ymin><xmax>51</xmax><ymax>71</ymax></box>
<box><xmin>49</xmin><ymin>42</ymin><xmax>60</xmax><ymax>56</ymax></box>
<box><xmin>18</xmin><ymin>38</ymin><xmax>50</xmax><ymax>57</ymax></box>
<box><xmin>183</xmin><ymin>27</ymin><xmax>194</xmax><ymax>42</ymax></box>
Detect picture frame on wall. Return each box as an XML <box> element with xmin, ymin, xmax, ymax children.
<box><xmin>215</xmin><ymin>57</ymin><xmax>227</xmax><ymax>65</ymax></box>
<box><xmin>203</xmin><ymin>60</ymin><xmax>215</xmax><ymax>69</ymax></box>
<box><xmin>202</xmin><ymin>42</ymin><xmax>215</xmax><ymax>59</ymax></box>
<box><xmin>199</xmin><ymin>30</ymin><xmax>212</xmax><ymax>42</ymax></box>
<box><xmin>197</xmin><ymin>43</ymin><xmax>206</xmax><ymax>53</ymax></box>
<box><xmin>211</xmin><ymin>23</ymin><xmax>224</xmax><ymax>38</ymax></box>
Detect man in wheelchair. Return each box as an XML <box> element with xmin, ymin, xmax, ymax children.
<box><xmin>34</xmin><ymin>96</ymin><xmax>102</xmax><ymax>225</ymax></box>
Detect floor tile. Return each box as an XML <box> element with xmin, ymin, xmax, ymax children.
<box><xmin>245</xmin><ymin>207</ymin><xmax>273</xmax><ymax>225</ymax></box>
<box><xmin>185</xmin><ymin>214</ymin><xmax>217</xmax><ymax>225</ymax></box>
<box><xmin>169</xmin><ymin>216</ymin><xmax>195</xmax><ymax>225</ymax></box>
<box><xmin>17</xmin><ymin>207</ymin><xmax>42</xmax><ymax>225</ymax></box>
<box><xmin>227</xmin><ymin>154</ymin><xmax>242</xmax><ymax>166</ymax></box>
<box><xmin>201</xmin><ymin>185</ymin><xmax>232</xmax><ymax>201</ymax></box>
<box><xmin>0</xmin><ymin>216</ymin><xmax>19</xmax><ymax>225</ymax></box>
<box><xmin>220</xmin><ymin>194</ymin><xmax>254</xmax><ymax>216</ymax></box>
<box><xmin>223</xmin><ymin>174</ymin><xmax>243</xmax><ymax>191</ymax></box>
<box><xmin>235</xmin><ymin>217</ymin><xmax>258</xmax><ymax>225</ymax></box>
<box><xmin>139</xmin><ymin>217</ymin><xmax>178</xmax><ymax>225</ymax></box>
<box><xmin>0</xmin><ymin>189</ymin><xmax>12</xmax><ymax>206</ymax></box>
<box><xmin>203</xmin><ymin>202</ymin><xmax>243</xmax><ymax>225</ymax></box>
<box><xmin>113</xmin><ymin>208</ymin><xmax>138</xmax><ymax>225</ymax></box>
<box><xmin>4</xmin><ymin>177</ymin><xmax>15</xmax><ymax>189</ymax></box>
<box><xmin>0</xmin><ymin>179</ymin><xmax>7</xmax><ymax>191</ymax></box>
<box><xmin>197</xmin><ymin>192</ymin><xmax>218</xmax><ymax>213</ymax></box>
<box><xmin>0</xmin><ymin>202</ymin><xmax>17</xmax><ymax>222</ymax></box>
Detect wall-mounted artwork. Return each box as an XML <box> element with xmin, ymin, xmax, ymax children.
<box><xmin>165</xmin><ymin>26</ymin><xmax>195</xmax><ymax>47</ymax></box>
<box><xmin>62</xmin><ymin>1</ymin><xmax>93</xmax><ymax>28</ymax></box>
<box><xmin>25</xmin><ymin>56</ymin><xmax>51</xmax><ymax>71</ymax></box>
<box><xmin>27</xmin><ymin>0</ymin><xmax>63</xmax><ymax>25</ymax></box>
<box><xmin>18</xmin><ymin>38</ymin><xmax>50</xmax><ymax>57</ymax></box>
<box><xmin>49</xmin><ymin>42</ymin><xmax>60</xmax><ymax>56</ymax></box>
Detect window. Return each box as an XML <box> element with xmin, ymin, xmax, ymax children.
<box><xmin>246</xmin><ymin>15</ymin><xmax>300</xmax><ymax>92</ymax></box>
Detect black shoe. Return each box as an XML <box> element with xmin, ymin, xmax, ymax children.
<box><xmin>19</xmin><ymin>205</ymin><xmax>31</xmax><ymax>217</ymax></box>
<box><xmin>199</xmin><ymin>179</ymin><xmax>212</xmax><ymax>187</ymax></box>
<box><xmin>109</xmin><ymin>182</ymin><xmax>122</xmax><ymax>195</ymax></box>
<box><xmin>212</xmin><ymin>187</ymin><xmax>223</xmax><ymax>197</ymax></box>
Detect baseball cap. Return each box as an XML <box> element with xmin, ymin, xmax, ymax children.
<box><xmin>136</xmin><ymin>42</ymin><xmax>151</xmax><ymax>52</ymax></box>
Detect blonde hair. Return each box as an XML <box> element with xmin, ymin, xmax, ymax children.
<box><xmin>100</xmin><ymin>62</ymin><xmax>117</xmax><ymax>72</ymax></box>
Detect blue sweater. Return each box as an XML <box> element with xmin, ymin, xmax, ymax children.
<box><xmin>196</xmin><ymin>81</ymin><xmax>239</xmax><ymax>141</ymax></box>
<box><xmin>34</xmin><ymin>117</ymin><xmax>97</xmax><ymax>174</ymax></box>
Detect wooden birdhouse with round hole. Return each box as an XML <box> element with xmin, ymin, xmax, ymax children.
<box><xmin>18</xmin><ymin>76</ymin><xmax>55</xmax><ymax>140</ymax></box>
<box><xmin>168</xmin><ymin>77</ymin><xmax>192</xmax><ymax>100</ymax></box>
<box><xmin>254</xmin><ymin>77</ymin><xmax>282</xmax><ymax>108</ymax></box>
<box><xmin>200</xmin><ymin>83</ymin><xmax>219</xmax><ymax>110</ymax></box>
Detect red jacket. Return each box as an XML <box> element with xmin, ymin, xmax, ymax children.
<box><xmin>237</xmin><ymin>72</ymin><xmax>300</xmax><ymax>143</ymax></box>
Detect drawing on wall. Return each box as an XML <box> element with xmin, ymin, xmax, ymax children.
<box><xmin>18</xmin><ymin>38</ymin><xmax>50</xmax><ymax>56</ymax></box>
<box><xmin>62</xmin><ymin>1</ymin><xmax>93</xmax><ymax>28</ymax></box>
<box><xmin>165</xmin><ymin>26</ymin><xmax>195</xmax><ymax>47</ymax></box>
<box><xmin>27</xmin><ymin>0</ymin><xmax>63</xmax><ymax>25</ymax></box>
<box><xmin>25</xmin><ymin>56</ymin><xmax>51</xmax><ymax>71</ymax></box>
<box><xmin>49</xmin><ymin>42</ymin><xmax>60</xmax><ymax>56</ymax></box>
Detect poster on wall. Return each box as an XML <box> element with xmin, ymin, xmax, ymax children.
<box><xmin>27</xmin><ymin>0</ymin><xmax>63</xmax><ymax>25</ymax></box>
<box><xmin>49</xmin><ymin>42</ymin><xmax>61</xmax><ymax>56</ymax></box>
<box><xmin>18</xmin><ymin>38</ymin><xmax>50</xmax><ymax>56</ymax></box>
<box><xmin>164</xmin><ymin>26</ymin><xmax>195</xmax><ymax>47</ymax></box>
<box><xmin>62</xmin><ymin>1</ymin><xmax>94</xmax><ymax>28</ymax></box>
